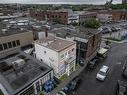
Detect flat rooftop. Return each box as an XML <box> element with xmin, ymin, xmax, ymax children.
<box><xmin>0</xmin><ymin>22</ymin><xmax>32</xmax><ymax>37</ymax></box>
<box><xmin>35</xmin><ymin>36</ymin><xmax>75</xmax><ymax>52</ymax></box>
<box><xmin>51</xmin><ymin>26</ymin><xmax>100</xmax><ymax>40</ymax></box>
<box><xmin>0</xmin><ymin>52</ymin><xmax>52</xmax><ymax>95</ymax></box>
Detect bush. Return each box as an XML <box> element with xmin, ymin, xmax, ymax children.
<box><xmin>83</xmin><ymin>18</ymin><xmax>100</xmax><ymax>29</ymax></box>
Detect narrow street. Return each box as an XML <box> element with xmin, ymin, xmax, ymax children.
<box><xmin>76</xmin><ymin>42</ymin><xmax>127</xmax><ymax>95</ymax></box>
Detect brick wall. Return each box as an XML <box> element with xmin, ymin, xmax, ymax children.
<box><xmin>86</xmin><ymin>32</ymin><xmax>101</xmax><ymax>58</ymax></box>
<box><xmin>30</xmin><ymin>10</ymin><xmax>68</xmax><ymax>24</ymax></box>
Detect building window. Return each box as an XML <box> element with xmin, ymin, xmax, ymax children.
<box><xmin>0</xmin><ymin>44</ymin><xmax>3</xmax><ymax>51</ymax></box>
<box><xmin>16</xmin><ymin>40</ymin><xmax>20</xmax><ymax>46</ymax></box>
<box><xmin>65</xmin><ymin>52</ymin><xmax>67</xmax><ymax>56</ymax></box>
<box><xmin>47</xmin><ymin>14</ymin><xmax>49</xmax><ymax>18</ymax></box>
<box><xmin>68</xmin><ymin>50</ymin><xmax>71</xmax><ymax>54</ymax></box>
<box><xmin>52</xmin><ymin>15</ymin><xmax>54</xmax><ymax>18</ymax></box>
<box><xmin>3</xmin><ymin>43</ymin><xmax>8</xmax><ymax>50</ymax></box>
<box><xmin>44</xmin><ymin>51</ymin><xmax>46</xmax><ymax>54</ymax></box>
<box><xmin>92</xmin><ymin>35</ymin><xmax>96</xmax><ymax>47</ymax></box>
<box><xmin>60</xmin><ymin>54</ymin><xmax>64</xmax><ymax>59</ymax></box>
<box><xmin>8</xmin><ymin>42</ymin><xmax>12</xmax><ymax>48</ymax></box>
<box><xmin>72</xmin><ymin>48</ymin><xmax>74</xmax><ymax>51</ymax></box>
<box><xmin>12</xmin><ymin>41</ymin><xmax>16</xmax><ymax>47</ymax></box>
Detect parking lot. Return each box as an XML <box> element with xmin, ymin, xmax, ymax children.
<box><xmin>75</xmin><ymin>42</ymin><xmax>127</xmax><ymax>95</ymax></box>
<box><xmin>100</xmin><ymin>21</ymin><xmax>127</xmax><ymax>40</ymax></box>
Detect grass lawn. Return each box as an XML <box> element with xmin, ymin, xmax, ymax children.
<box><xmin>59</xmin><ymin>74</ymin><xmax>68</xmax><ymax>81</ymax></box>
<box><xmin>75</xmin><ymin>64</ymin><xmax>81</xmax><ymax>70</ymax></box>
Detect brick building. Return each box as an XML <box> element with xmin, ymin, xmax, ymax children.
<box><xmin>51</xmin><ymin>27</ymin><xmax>102</xmax><ymax>64</ymax></box>
<box><xmin>79</xmin><ymin>12</ymin><xmax>97</xmax><ymax>24</ymax></box>
<box><xmin>111</xmin><ymin>10</ymin><xmax>127</xmax><ymax>21</ymax></box>
<box><xmin>29</xmin><ymin>10</ymin><xmax>68</xmax><ymax>24</ymax></box>
<box><xmin>122</xmin><ymin>0</ymin><xmax>127</xmax><ymax>4</ymax></box>
<box><xmin>87</xmin><ymin>9</ymin><xmax>127</xmax><ymax>21</ymax></box>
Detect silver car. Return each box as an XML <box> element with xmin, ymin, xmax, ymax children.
<box><xmin>96</xmin><ymin>65</ymin><xmax>109</xmax><ymax>81</ymax></box>
<box><xmin>56</xmin><ymin>91</ymin><xmax>66</xmax><ymax>95</ymax></box>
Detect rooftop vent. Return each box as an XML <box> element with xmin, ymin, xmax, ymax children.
<box><xmin>12</xmin><ymin>59</ymin><xmax>25</xmax><ymax>67</ymax></box>
<box><xmin>1</xmin><ymin>29</ymin><xmax>8</xmax><ymax>34</ymax></box>
<box><xmin>39</xmin><ymin>66</ymin><xmax>46</xmax><ymax>71</ymax></box>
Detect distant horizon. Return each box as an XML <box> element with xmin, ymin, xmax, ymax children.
<box><xmin>0</xmin><ymin>0</ymin><xmax>122</xmax><ymax>5</ymax></box>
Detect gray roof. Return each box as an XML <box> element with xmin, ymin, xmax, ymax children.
<box><xmin>51</xmin><ymin>26</ymin><xmax>100</xmax><ymax>40</ymax></box>
<box><xmin>0</xmin><ymin>51</ymin><xmax>52</xmax><ymax>95</ymax></box>
<box><xmin>35</xmin><ymin>36</ymin><xmax>75</xmax><ymax>52</ymax></box>
<box><xmin>0</xmin><ymin>22</ymin><xmax>33</xmax><ymax>37</ymax></box>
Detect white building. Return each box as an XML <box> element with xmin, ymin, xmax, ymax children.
<box><xmin>97</xmin><ymin>14</ymin><xmax>112</xmax><ymax>22</ymax></box>
<box><xmin>34</xmin><ymin>36</ymin><xmax>76</xmax><ymax>78</ymax></box>
<box><xmin>68</xmin><ymin>14</ymin><xmax>79</xmax><ymax>24</ymax></box>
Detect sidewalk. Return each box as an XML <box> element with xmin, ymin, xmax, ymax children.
<box><xmin>102</xmin><ymin>38</ymin><xmax>127</xmax><ymax>44</ymax></box>
<box><xmin>44</xmin><ymin>63</ymin><xmax>88</xmax><ymax>95</ymax></box>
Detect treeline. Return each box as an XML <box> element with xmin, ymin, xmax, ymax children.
<box><xmin>110</xmin><ymin>4</ymin><xmax>127</xmax><ymax>9</ymax></box>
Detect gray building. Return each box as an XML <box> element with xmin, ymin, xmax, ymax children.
<box><xmin>0</xmin><ymin>51</ymin><xmax>53</xmax><ymax>95</ymax></box>
<box><xmin>0</xmin><ymin>22</ymin><xmax>34</xmax><ymax>59</ymax></box>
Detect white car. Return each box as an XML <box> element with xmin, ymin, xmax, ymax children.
<box><xmin>96</xmin><ymin>65</ymin><xmax>109</xmax><ymax>81</ymax></box>
<box><xmin>56</xmin><ymin>91</ymin><xmax>66</xmax><ymax>95</ymax></box>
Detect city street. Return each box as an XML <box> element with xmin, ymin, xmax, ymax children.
<box><xmin>76</xmin><ymin>42</ymin><xmax>127</xmax><ymax>95</ymax></box>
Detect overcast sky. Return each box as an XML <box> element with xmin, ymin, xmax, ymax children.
<box><xmin>0</xmin><ymin>0</ymin><xmax>122</xmax><ymax>4</ymax></box>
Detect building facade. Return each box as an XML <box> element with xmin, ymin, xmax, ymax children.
<box><xmin>97</xmin><ymin>13</ymin><xmax>112</xmax><ymax>22</ymax></box>
<box><xmin>68</xmin><ymin>14</ymin><xmax>79</xmax><ymax>24</ymax></box>
<box><xmin>0</xmin><ymin>29</ymin><xmax>34</xmax><ymax>59</ymax></box>
<box><xmin>122</xmin><ymin>0</ymin><xmax>127</xmax><ymax>4</ymax></box>
<box><xmin>29</xmin><ymin>10</ymin><xmax>68</xmax><ymax>24</ymax></box>
<box><xmin>53</xmin><ymin>27</ymin><xmax>102</xmax><ymax>64</ymax></box>
<box><xmin>79</xmin><ymin>12</ymin><xmax>97</xmax><ymax>24</ymax></box>
<box><xmin>34</xmin><ymin>36</ymin><xmax>76</xmax><ymax>78</ymax></box>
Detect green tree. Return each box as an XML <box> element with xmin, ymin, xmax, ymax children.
<box><xmin>0</xmin><ymin>90</ymin><xmax>4</xmax><ymax>95</ymax></box>
<box><xmin>110</xmin><ymin>4</ymin><xmax>127</xmax><ymax>9</ymax></box>
<box><xmin>70</xmin><ymin>22</ymin><xmax>79</xmax><ymax>26</ymax></box>
<box><xmin>84</xmin><ymin>18</ymin><xmax>100</xmax><ymax>29</ymax></box>
<box><xmin>52</xmin><ymin>18</ymin><xmax>62</xmax><ymax>24</ymax></box>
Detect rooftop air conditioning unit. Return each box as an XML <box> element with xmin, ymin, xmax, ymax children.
<box><xmin>2</xmin><ymin>29</ymin><xmax>8</xmax><ymax>34</ymax></box>
<box><xmin>12</xmin><ymin>59</ymin><xmax>25</xmax><ymax>67</ymax></box>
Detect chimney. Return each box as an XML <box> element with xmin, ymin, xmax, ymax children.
<box><xmin>45</xmin><ymin>26</ymin><xmax>48</xmax><ymax>38</ymax></box>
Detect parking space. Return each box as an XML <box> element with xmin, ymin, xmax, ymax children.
<box><xmin>100</xmin><ymin>21</ymin><xmax>127</xmax><ymax>40</ymax></box>
<box><xmin>75</xmin><ymin>42</ymin><xmax>127</xmax><ymax>95</ymax></box>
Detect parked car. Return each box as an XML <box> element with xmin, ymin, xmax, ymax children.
<box><xmin>111</xmin><ymin>26</ymin><xmax>118</xmax><ymax>32</ymax></box>
<box><xmin>70</xmin><ymin>76</ymin><xmax>82</xmax><ymax>91</ymax></box>
<box><xmin>62</xmin><ymin>84</ymin><xmax>71</xmax><ymax>94</ymax></box>
<box><xmin>122</xmin><ymin>60</ymin><xmax>127</xmax><ymax>78</ymax></box>
<box><xmin>56</xmin><ymin>91</ymin><xmax>67</xmax><ymax>95</ymax></box>
<box><xmin>116</xmin><ymin>80</ymin><xmax>127</xmax><ymax>95</ymax></box>
<box><xmin>87</xmin><ymin>58</ymin><xmax>99</xmax><ymax>69</ymax></box>
<box><xmin>79</xmin><ymin>58</ymin><xmax>85</xmax><ymax>66</ymax></box>
<box><xmin>96</xmin><ymin>65</ymin><xmax>109</xmax><ymax>81</ymax></box>
<box><xmin>97</xmin><ymin>48</ymin><xmax>109</xmax><ymax>59</ymax></box>
<box><xmin>101</xmin><ymin>27</ymin><xmax>112</xmax><ymax>34</ymax></box>
<box><xmin>62</xmin><ymin>76</ymin><xmax>82</xmax><ymax>94</ymax></box>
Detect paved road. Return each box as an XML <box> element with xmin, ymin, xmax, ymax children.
<box><xmin>76</xmin><ymin>42</ymin><xmax>127</xmax><ymax>95</ymax></box>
